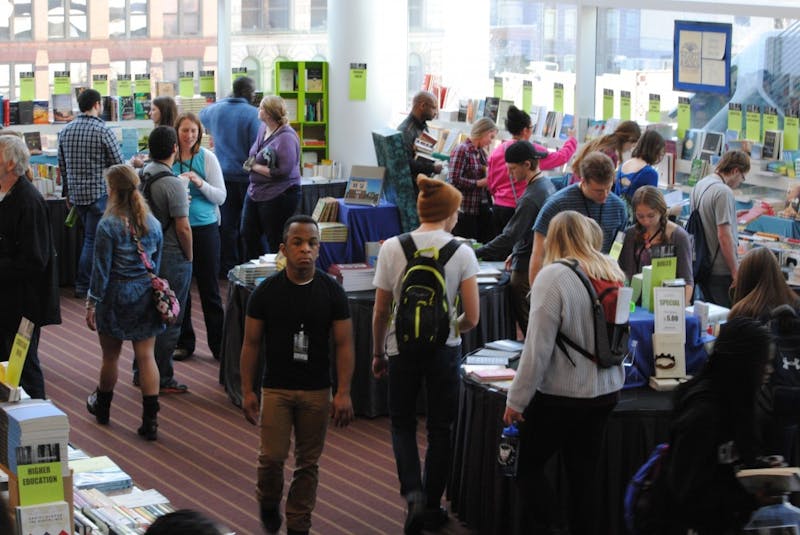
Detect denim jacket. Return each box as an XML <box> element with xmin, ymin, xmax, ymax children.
<box><xmin>89</xmin><ymin>213</ymin><xmax>163</xmax><ymax>303</ymax></box>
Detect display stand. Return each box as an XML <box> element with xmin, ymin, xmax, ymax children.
<box><xmin>372</xmin><ymin>128</ymin><xmax>418</xmax><ymax>233</ymax></box>
<box><xmin>0</xmin><ymin>464</ymin><xmax>74</xmax><ymax>527</ymax></box>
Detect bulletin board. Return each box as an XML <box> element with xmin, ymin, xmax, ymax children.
<box><xmin>673</xmin><ymin>20</ymin><xmax>732</xmax><ymax>95</ymax></box>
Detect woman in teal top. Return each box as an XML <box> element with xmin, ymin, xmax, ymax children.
<box><xmin>172</xmin><ymin>112</ymin><xmax>227</xmax><ymax>361</ymax></box>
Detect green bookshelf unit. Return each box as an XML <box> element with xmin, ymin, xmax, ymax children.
<box><xmin>274</xmin><ymin>60</ymin><xmax>329</xmax><ymax>167</ymax></box>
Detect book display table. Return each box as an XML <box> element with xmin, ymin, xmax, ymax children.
<box><xmin>624</xmin><ymin>307</ymin><xmax>711</xmax><ymax>389</ymax></box>
<box><xmin>449</xmin><ymin>381</ymin><xmax>673</xmax><ymax>535</ymax></box>
<box><xmin>219</xmin><ymin>276</ymin><xmax>515</xmax><ymax>416</ymax></box>
<box><xmin>745</xmin><ymin>215</ymin><xmax>800</xmax><ymax>240</ymax></box>
<box><xmin>298</xmin><ymin>178</ymin><xmax>347</xmax><ymax>215</ymax></box>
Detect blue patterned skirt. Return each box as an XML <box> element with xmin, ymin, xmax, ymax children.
<box><xmin>96</xmin><ymin>276</ymin><xmax>165</xmax><ymax>341</ymax></box>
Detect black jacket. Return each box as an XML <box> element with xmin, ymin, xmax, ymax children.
<box><xmin>0</xmin><ymin>177</ymin><xmax>60</xmax><ymax>329</ymax></box>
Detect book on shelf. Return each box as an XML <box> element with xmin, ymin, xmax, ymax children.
<box><xmin>23</xmin><ymin>132</ymin><xmax>42</xmax><ymax>155</ymax></box>
<box><xmin>16</xmin><ymin>500</ymin><xmax>71</xmax><ymax>535</ymax></box>
<box><xmin>305</xmin><ymin>67</ymin><xmax>323</xmax><ymax>91</ymax></box>
<box><xmin>495</xmin><ymin>99</ymin><xmax>514</xmax><ymax>130</ymax></box>
<box><xmin>32</xmin><ymin>101</ymin><xmax>49</xmax><ymax>125</ymax></box>
<box><xmin>317</xmin><ymin>222</ymin><xmax>348</xmax><ymax>242</ymax></box>
<box><xmin>686</xmin><ymin>158</ymin><xmax>708</xmax><ymax>187</ymax></box>
<box><xmin>284</xmin><ymin>98</ymin><xmax>298</xmax><ymax>122</ymax></box>
<box><xmin>584</xmin><ymin>119</ymin><xmax>606</xmax><ymax>141</ymax></box>
<box><xmin>457</xmin><ymin>100</ymin><xmax>469</xmax><ymax>122</ymax></box>
<box><xmin>311</xmin><ymin>196</ymin><xmax>339</xmax><ymax>222</ymax></box>
<box><xmin>278</xmin><ymin>68</ymin><xmax>296</xmax><ymax>91</ymax></box>
<box><xmin>681</xmin><ymin>129</ymin><xmax>704</xmax><ymax>160</ymax></box>
<box><xmin>118</xmin><ymin>96</ymin><xmax>135</xmax><ymax>120</ymax></box>
<box><xmin>468</xmin><ymin>366</ymin><xmax>516</xmax><ymax>382</ymax></box>
<box><xmin>699</xmin><ymin>131</ymin><xmax>724</xmax><ymax>162</ymax></box>
<box><xmin>483</xmin><ymin>97</ymin><xmax>500</xmax><ymax>122</ymax></box>
<box><xmin>156</xmin><ymin>81</ymin><xmax>175</xmax><ymax>97</ymax></box>
<box><xmin>559</xmin><ymin>113</ymin><xmax>574</xmax><ymax>140</ymax></box>
<box><xmin>344</xmin><ymin>165</ymin><xmax>385</xmax><ymax>206</ymax></box>
<box><xmin>762</xmin><ymin>130</ymin><xmax>784</xmax><ymax>160</ymax></box>
<box><xmin>51</xmin><ymin>94</ymin><xmax>74</xmax><ymax>123</ymax></box>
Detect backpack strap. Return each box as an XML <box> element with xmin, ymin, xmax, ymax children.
<box><xmin>554</xmin><ymin>259</ymin><xmax>601</xmax><ymax>365</ymax></box>
<box><xmin>398</xmin><ymin>233</ymin><xmax>417</xmax><ymax>263</ymax></box>
<box><xmin>437</xmin><ymin>239</ymin><xmax>461</xmax><ymax>266</ymax></box>
<box><xmin>141</xmin><ymin>170</ymin><xmax>178</xmax><ymax>232</ymax></box>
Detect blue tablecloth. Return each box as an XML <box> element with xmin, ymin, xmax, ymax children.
<box><xmin>337</xmin><ymin>199</ymin><xmax>402</xmax><ymax>263</ymax></box>
<box><xmin>624</xmin><ymin>307</ymin><xmax>712</xmax><ymax>388</ymax></box>
<box><xmin>745</xmin><ymin>215</ymin><xmax>800</xmax><ymax>240</ymax></box>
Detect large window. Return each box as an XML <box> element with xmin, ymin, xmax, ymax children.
<box><xmin>309</xmin><ymin>0</ymin><xmax>326</xmax><ymax>31</ymax></box>
<box><xmin>48</xmin><ymin>61</ymin><xmax>89</xmax><ymax>90</ymax></box>
<box><xmin>268</xmin><ymin>0</ymin><xmax>290</xmax><ymax>30</ymax></box>
<box><xmin>163</xmin><ymin>58</ymin><xmax>201</xmax><ymax>92</ymax></box>
<box><xmin>48</xmin><ymin>0</ymin><xmax>87</xmax><ymax>39</ymax></box>
<box><xmin>241</xmin><ymin>0</ymin><xmax>264</xmax><ymax>31</ymax></box>
<box><xmin>0</xmin><ymin>0</ymin><xmax>33</xmax><ymax>40</ymax></box>
<box><xmin>163</xmin><ymin>0</ymin><xmax>199</xmax><ymax>36</ymax></box>
<box><xmin>0</xmin><ymin>62</ymin><xmax>33</xmax><ymax>100</ymax></box>
<box><xmin>109</xmin><ymin>0</ymin><xmax>147</xmax><ymax>38</ymax></box>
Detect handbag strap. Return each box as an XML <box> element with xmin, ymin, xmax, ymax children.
<box><xmin>129</xmin><ymin>222</ymin><xmax>157</xmax><ymax>277</ymax></box>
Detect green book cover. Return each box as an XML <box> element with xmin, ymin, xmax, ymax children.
<box><xmin>641</xmin><ymin>265</ymin><xmax>653</xmax><ymax>312</ymax></box>
<box><xmin>649</xmin><ymin>256</ymin><xmax>677</xmax><ymax>312</ymax></box>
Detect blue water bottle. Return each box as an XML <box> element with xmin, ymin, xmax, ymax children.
<box><xmin>497</xmin><ymin>423</ymin><xmax>520</xmax><ymax>477</ymax></box>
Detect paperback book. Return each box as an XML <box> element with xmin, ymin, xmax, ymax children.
<box><xmin>16</xmin><ymin>500</ymin><xmax>71</xmax><ymax>535</ymax></box>
<box><xmin>344</xmin><ymin>165</ymin><xmax>385</xmax><ymax>206</ymax></box>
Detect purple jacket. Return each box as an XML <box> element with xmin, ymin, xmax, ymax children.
<box><xmin>247</xmin><ymin>123</ymin><xmax>301</xmax><ymax>201</ymax></box>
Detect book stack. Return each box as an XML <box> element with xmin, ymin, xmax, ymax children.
<box><xmin>311</xmin><ymin>196</ymin><xmax>339</xmax><ymax>222</ymax></box>
<box><xmin>318</xmin><ymin>222</ymin><xmax>348</xmax><ymax>243</ymax></box>
<box><xmin>465</xmin><ymin>347</ymin><xmax>521</xmax><ymax>366</ymax></box>
<box><xmin>230</xmin><ymin>256</ymin><xmax>281</xmax><ymax>285</ymax></box>
<box><xmin>15</xmin><ymin>500</ymin><xmax>72</xmax><ymax>535</ymax></box>
<box><xmin>466</xmin><ymin>366</ymin><xmax>516</xmax><ymax>383</ymax></box>
<box><xmin>327</xmin><ymin>263</ymin><xmax>375</xmax><ymax>292</ymax></box>
<box><xmin>413</xmin><ymin>131</ymin><xmax>440</xmax><ymax>164</ymax></box>
<box><xmin>70</xmin><ymin>455</ymin><xmax>133</xmax><ymax>493</ymax></box>
<box><xmin>75</xmin><ymin>486</ymin><xmax>176</xmax><ymax>534</ymax></box>
<box><xmin>0</xmin><ymin>399</ymin><xmax>70</xmax><ymax>478</ymax></box>
<box><xmin>176</xmin><ymin>96</ymin><xmax>210</xmax><ymax>116</ymax></box>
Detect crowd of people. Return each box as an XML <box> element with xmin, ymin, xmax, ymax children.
<box><xmin>1</xmin><ymin>83</ymin><xmax>798</xmax><ymax>535</ymax></box>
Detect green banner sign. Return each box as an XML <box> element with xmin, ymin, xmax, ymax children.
<box><xmin>232</xmin><ymin>67</ymin><xmax>247</xmax><ymax>80</ymax></box>
<box><xmin>117</xmin><ymin>75</ymin><xmax>132</xmax><ymax>97</ymax></box>
<box><xmin>677</xmin><ymin>97</ymin><xmax>691</xmax><ymax>140</ymax></box>
<box><xmin>553</xmin><ymin>82</ymin><xmax>564</xmax><ymax>113</ymax></box>
<box><xmin>134</xmin><ymin>74</ymin><xmax>150</xmax><ymax>94</ymax></box>
<box><xmin>727</xmin><ymin>103</ymin><xmax>742</xmax><ymax>134</ymax></box>
<box><xmin>92</xmin><ymin>74</ymin><xmax>108</xmax><ymax>96</ymax></box>
<box><xmin>179</xmin><ymin>71</ymin><xmax>194</xmax><ymax>98</ymax></box>
<box><xmin>620</xmin><ymin>90</ymin><xmax>631</xmax><ymax>121</ymax></box>
<box><xmin>19</xmin><ymin>72</ymin><xmax>35</xmax><ymax>101</ymax></box>
<box><xmin>745</xmin><ymin>105</ymin><xmax>761</xmax><ymax>142</ymax></box>
<box><xmin>349</xmin><ymin>62</ymin><xmax>367</xmax><ymax>101</ymax></box>
<box><xmin>522</xmin><ymin>80</ymin><xmax>532</xmax><ymax>113</ymax></box>
<box><xmin>784</xmin><ymin>112</ymin><xmax>799</xmax><ymax>152</ymax></box>
<box><xmin>647</xmin><ymin>93</ymin><xmax>660</xmax><ymax>123</ymax></box>
<box><xmin>53</xmin><ymin>71</ymin><xmax>71</xmax><ymax>95</ymax></box>
<box><xmin>602</xmin><ymin>89</ymin><xmax>614</xmax><ymax>121</ymax></box>
<box><xmin>199</xmin><ymin>70</ymin><xmax>215</xmax><ymax>94</ymax></box>
<box><xmin>493</xmin><ymin>76</ymin><xmax>503</xmax><ymax>99</ymax></box>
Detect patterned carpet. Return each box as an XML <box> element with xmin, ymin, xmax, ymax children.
<box><xmin>37</xmin><ymin>285</ymin><xmax>476</xmax><ymax>534</ymax></box>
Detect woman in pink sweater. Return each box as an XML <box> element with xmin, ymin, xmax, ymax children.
<box><xmin>486</xmin><ymin>105</ymin><xmax>577</xmax><ymax>234</ymax></box>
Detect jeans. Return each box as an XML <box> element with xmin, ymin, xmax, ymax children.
<box><xmin>177</xmin><ymin>223</ymin><xmax>223</xmax><ymax>358</ymax></box>
<box><xmin>133</xmin><ymin>250</ymin><xmax>192</xmax><ymax>385</ymax></box>
<box><xmin>698</xmin><ymin>273</ymin><xmax>733</xmax><ymax>308</ymax></box>
<box><xmin>242</xmin><ymin>185</ymin><xmax>301</xmax><ymax>259</ymax></box>
<box><xmin>258</xmin><ymin>387</ymin><xmax>330</xmax><ymax>532</ymax></box>
<box><xmin>76</xmin><ymin>195</ymin><xmax>108</xmax><ymax>293</ymax></box>
<box><xmin>516</xmin><ymin>393</ymin><xmax>615</xmax><ymax>535</ymax></box>
<box><xmin>0</xmin><ymin>325</ymin><xmax>44</xmax><ymax>399</ymax></box>
<box><xmin>510</xmin><ymin>268</ymin><xmax>531</xmax><ymax>333</ymax></box>
<box><xmin>388</xmin><ymin>344</ymin><xmax>461</xmax><ymax>505</ymax></box>
<box><xmin>219</xmin><ymin>180</ymin><xmax>248</xmax><ymax>276</ymax></box>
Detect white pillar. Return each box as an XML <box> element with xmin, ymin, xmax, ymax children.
<box><xmin>217</xmin><ymin>0</ymin><xmax>231</xmax><ymax>96</ymax></box>
<box><xmin>328</xmin><ymin>0</ymin><xmax>408</xmax><ymax>174</ymax></box>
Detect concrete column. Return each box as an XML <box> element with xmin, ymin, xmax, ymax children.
<box><xmin>328</xmin><ymin>0</ymin><xmax>408</xmax><ymax>173</ymax></box>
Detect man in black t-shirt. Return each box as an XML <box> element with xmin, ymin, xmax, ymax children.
<box><xmin>240</xmin><ymin>215</ymin><xmax>354</xmax><ymax>535</ymax></box>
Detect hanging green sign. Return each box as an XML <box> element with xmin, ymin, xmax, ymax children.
<box><xmin>647</xmin><ymin>93</ymin><xmax>660</xmax><ymax>122</ymax></box>
<box><xmin>620</xmin><ymin>90</ymin><xmax>631</xmax><ymax>121</ymax></box>
<box><xmin>553</xmin><ymin>82</ymin><xmax>564</xmax><ymax>113</ymax></box>
<box><xmin>677</xmin><ymin>97</ymin><xmax>691</xmax><ymax>140</ymax></box>
<box><xmin>745</xmin><ymin>105</ymin><xmax>761</xmax><ymax>142</ymax></box>
<box><xmin>602</xmin><ymin>89</ymin><xmax>614</xmax><ymax>121</ymax></box>
<box><xmin>179</xmin><ymin>71</ymin><xmax>194</xmax><ymax>98</ymax></box>
<box><xmin>784</xmin><ymin>111</ymin><xmax>799</xmax><ymax>152</ymax></box>
<box><xmin>762</xmin><ymin>106</ymin><xmax>779</xmax><ymax>138</ymax></box>
<box><xmin>522</xmin><ymin>80</ymin><xmax>532</xmax><ymax>113</ymax></box>
<box><xmin>349</xmin><ymin>62</ymin><xmax>367</xmax><ymax>101</ymax></box>
<box><xmin>92</xmin><ymin>74</ymin><xmax>109</xmax><ymax>96</ymax></box>
<box><xmin>199</xmin><ymin>70</ymin><xmax>215</xmax><ymax>94</ymax></box>
<box><xmin>117</xmin><ymin>75</ymin><xmax>132</xmax><ymax>97</ymax></box>
<box><xmin>134</xmin><ymin>74</ymin><xmax>150</xmax><ymax>94</ymax></box>
<box><xmin>54</xmin><ymin>71</ymin><xmax>71</xmax><ymax>95</ymax></box>
<box><xmin>493</xmin><ymin>76</ymin><xmax>503</xmax><ymax>99</ymax></box>
<box><xmin>232</xmin><ymin>67</ymin><xmax>247</xmax><ymax>80</ymax></box>
<box><xmin>727</xmin><ymin>103</ymin><xmax>742</xmax><ymax>134</ymax></box>
<box><xmin>19</xmin><ymin>72</ymin><xmax>35</xmax><ymax>101</ymax></box>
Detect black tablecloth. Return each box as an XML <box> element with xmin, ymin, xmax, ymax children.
<box><xmin>449</xmin><ymin>381</ymin><xmax>673</xmax><ymax>535</ymax></box>
<box><xmin>298</xmin><ymin>180</ymin><xmax>347</xmax><ymax>215</ymax></box>
<box><xmin>219</xmin><ymin>276</ymin><xmax>516</xmax><ymax>416</ymax></box>
<box><xmin>46</xmin><ymin>198</ymin><xmax>81</xmax><ymax>287</ymax></box>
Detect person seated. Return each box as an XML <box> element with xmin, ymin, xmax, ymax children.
<box><xmin>618</xmin><ymin>186</ymin><xmax>694</xmax><ymax>304</ymax></box>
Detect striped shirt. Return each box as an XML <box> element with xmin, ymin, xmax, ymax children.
<box><xmin>58</xmin><ymin>114</ymin><xmax>124</xmax><ymax>206</ymax></box>
<box><xmin>532</xmin><ymin>183</ymin><xmax>627</xmax><ymax>253</ymax></box>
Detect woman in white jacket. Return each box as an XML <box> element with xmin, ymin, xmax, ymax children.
<box><xmin>503</xmin><ymin>210</ymin><xmax>626</xmax><ymax>535</ymax></box>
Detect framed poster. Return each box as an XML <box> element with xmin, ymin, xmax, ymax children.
<box><xmin>673</xmin><ymin>20</ymin><xmax>732</xmax><ymax>95</ymax></box>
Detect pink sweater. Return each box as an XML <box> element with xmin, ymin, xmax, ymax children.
<box><xmin>486</xmin><ymin>137</ymin><xmax>577</xmax><ymax>208</ymax></box>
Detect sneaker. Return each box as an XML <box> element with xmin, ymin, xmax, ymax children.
<box><xmin>423</xmin><ymin>506</ymin><xmax>449</xmax><ymax>531</ymax></box>
<box><xmin>260</xmin><ymin>506</ymin><xmax>282</xmax><ymax>534</ymax></box>
<box><xmin>159</xmin><ymin>379</ymin><xmax>188</xmax><ymax>394</ymax></box>
<box><xmin>404</xmin><ymin>492</ymin><xmax>426</xmax><ymax>535</ymax></box>
<box><xmin>172</xmin><ymin>348</ymin><xmax>193</xmax><ymax>361</ymax></box>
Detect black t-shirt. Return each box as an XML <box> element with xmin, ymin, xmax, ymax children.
<box><xmin>246</xmin><ymin>270</ymin><xmax>350</xmax><ymax>390</ymax></box>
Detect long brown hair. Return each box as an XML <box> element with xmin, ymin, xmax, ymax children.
<box><xmin>631</xmin><ymin>186</ymin><xmax>668</xmax><ymax>239</ymax></box>
<box><xmin>105</xmin><ymin>164</ymin><xmax>150</xmax><ymax>234</ymax></box>
<box><xmin>571</xmin><ymin>120</ymin><xmax>641</xmax><ymax>177</ymax></box>
<box><xmin>729</xmin><ymin>247</ymin><xmax>799</xmax><ymax>320</ymax></box>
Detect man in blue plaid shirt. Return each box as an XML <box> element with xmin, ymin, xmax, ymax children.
<box><xmin>58</xmin><ymin>89</ymin><xmax>124</xmax><ymax>298</ymax></box>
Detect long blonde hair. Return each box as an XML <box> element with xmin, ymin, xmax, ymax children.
<box><xmin>544</xmin><ymin>210</ymin><xmax>625</xmax><ymax>282</ymax></box>
<box><xmin>105</xmin><ymin>164</ymin><xmax>150</xmax><ymax>234</ymax></box>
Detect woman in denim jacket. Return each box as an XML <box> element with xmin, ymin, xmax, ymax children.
<box><xmin>85</xmin><ymin>164</ymin><xmax>165</xmax><ymax>440</ymax></box>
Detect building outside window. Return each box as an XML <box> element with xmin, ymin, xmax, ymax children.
<box><xmin>0</xmin><ymin>0</ymin><xmax>33</xmax><ymax>40</ymax></box>
<box><xmin>268</xmin><ymin>0</ymin><xmax>290</xmax><ymax>30</ymax></box>
<box><xmin>163</xmin><ymin>0</ymin><xmax>199</xmax><ymax>36</ymax></box>
<box><xmin>48</xmin><ymin>0</ymin><xmax>87</xmax><ymax>39</ymax></box>
<box><xmin>109</xmin><ymin>0</ymin><xmax>148</xmax><ymax>38</ymax></box>
<box><xmin>241</xmin><ymin>0</ymin><xmax>264</xmax><ymax>32</ymax></box>
<box><xmin>309</xmin><ymin>0</ymin><xmax>326</xmax><ymax>31</ymax></box>
<box><xmin>0</xmin><ymin>62</ymin><xmax>34</xmax><ymax>100</ymax></box>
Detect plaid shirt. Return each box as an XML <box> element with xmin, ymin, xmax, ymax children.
<box><xmin>58</xmin><ymin>114</ymin><xmax>124</xmax><ymax>205</ymax></box>
<box><xmin>448</xmin><ymin>139</ymin><xmax>488</xmax><ymax>215</ymax></box>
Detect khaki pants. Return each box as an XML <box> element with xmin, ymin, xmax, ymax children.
<box><xmin>257</xmin><ymin>387</ymin><xmax>331</xmax><ymax>532</ymax></box>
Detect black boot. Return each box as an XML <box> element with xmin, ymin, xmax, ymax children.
<box><xmin>137</xmin><ymin>395</ymin><xmax>160</xmax><ymax>441</ymax></box>
<box><xmin>87</xmin><ymin>388</ymin><xmax>113</xmax><ymax>425</ymax></box>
